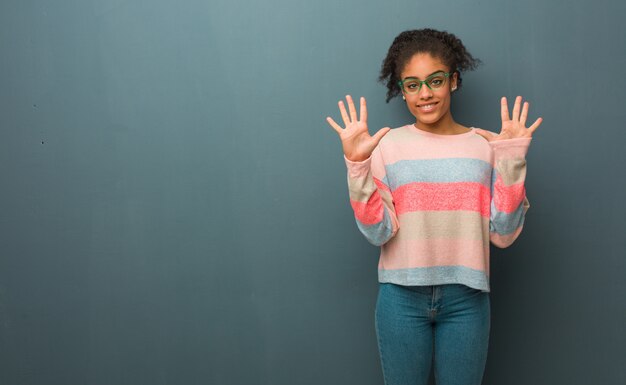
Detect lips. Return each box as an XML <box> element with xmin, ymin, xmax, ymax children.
<box><xmin>417</xmin><ymin>101</ymin><xmax>438</xmax><ymax>112</ymax></box>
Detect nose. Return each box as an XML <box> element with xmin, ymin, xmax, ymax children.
<box><xmin>418</xmin><ymin>84</ymin><xmax>433</xmax><ymax>99</ymax></box>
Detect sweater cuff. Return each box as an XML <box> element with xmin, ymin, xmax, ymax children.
<box><xmin>344</xmin><ymin>154</ymin><xmax>372</xmax><ymax>178</ymax></box>
<box><xmin>490</xmin><ymin>137</ymin><xmax>532</xmax><ymax>160</ymax></box>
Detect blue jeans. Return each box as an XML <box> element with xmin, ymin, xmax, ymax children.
<box><xmin>375</xmin><ymin>283</ymin><xmax>490</xmax><ymax>385</ymax></box>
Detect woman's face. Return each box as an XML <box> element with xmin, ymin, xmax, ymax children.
<box><xmin>399</xmin><ymin>53</ymin><xmax>458</xmax><ymax>129</ymax></box>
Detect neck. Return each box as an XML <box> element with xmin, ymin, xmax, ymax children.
<box><xmin>415</xmin><ymin>113</ymin><xmax>465</xmax><ymax>135</ymax></box>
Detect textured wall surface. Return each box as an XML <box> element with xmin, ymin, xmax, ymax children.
<box><xmin>1</xmin><ymin>0</ymin><xmax>624</xmax><ymax>384</ymax></box>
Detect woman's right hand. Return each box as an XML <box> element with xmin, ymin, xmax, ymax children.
<box><xmin>326</xmin><ymin>95</ymin><xmax>391</xmax><ymax>162</ymax></box>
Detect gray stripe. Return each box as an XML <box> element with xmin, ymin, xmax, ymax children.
<box><xmin>490</xmin><ymin>198</ymin><xmax>528</xmax><ymax>235</ymax></box>
<box><xmin>378</xmin><ymin>265</ymin><xmax>490</xmax><ymax>292</ymax></box>
<box><xmin>384</xmin><ymin>158</ymin><xmax>492</xmax><ymax>190</ymax></box>
<box><xmin>356</xmin><ymin>208</ymin><xmax>394</xmax><ymax>246</ymax></box>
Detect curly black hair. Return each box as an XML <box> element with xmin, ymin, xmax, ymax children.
<box><xmin>379</xmin><ymin>28</ymin><xmax>481</xmax><ymax>102</ymax></box>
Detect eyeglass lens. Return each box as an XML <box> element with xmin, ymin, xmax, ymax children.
<box><xmin>403</xmin><ymin>73</ymin><xmax>448</xmax><ymax>93</ymax></box>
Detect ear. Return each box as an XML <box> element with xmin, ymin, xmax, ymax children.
<box><xmin>451</xmin><ymin>72</ymin><xmax>458</xmax><ymax>91</ymax></box>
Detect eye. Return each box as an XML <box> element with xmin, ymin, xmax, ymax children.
<box><xmin>429</xmin><ymin>77</ymin><xmax>444</xmax><ymax>87</ymax></box>
<box><xmin>406</xmin><ymin>82</ymin><xmax>419</xmax><ymax>90</ymax></box>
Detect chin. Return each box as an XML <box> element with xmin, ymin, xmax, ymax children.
<box><xmin>415</xmin><ymin>115</ymin><xmax>443</xmax><ymax>126</ymax></box>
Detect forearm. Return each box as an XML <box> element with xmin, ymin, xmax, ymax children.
<box><xmin>345</xmin><ymin>155</ymin><xmax>399</xmax><ymax>246</ymax></box>
<box><xmin>489</xmin><ymin>137</ymin><xmax>532</xmax><ymax>248</ymax></box>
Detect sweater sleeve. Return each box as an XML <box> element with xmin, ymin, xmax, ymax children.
<box><xmin>344</xmin><ymin>145</ymin><xmax>400</xmax><ymax>246</ymax></box>
<box><xmin>489</xmin><ymin>137</ymin><xmax>532</xmax><ymax>248</ymax></box>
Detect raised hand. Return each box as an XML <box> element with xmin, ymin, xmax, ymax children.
<box><xmin>326</xmin><ymin>95</ymin><xmax>391</xmax><ymax>162</ymax></box>
<box><xmin>474</xmin><ymin>96</ymin><xmax>543</xmax><ymax>142</ymax></box>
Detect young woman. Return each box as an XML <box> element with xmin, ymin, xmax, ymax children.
<box><xmin>325</xmin><ymin>29</ymin><xmax>542</xmax><ymax>385</ymax></box>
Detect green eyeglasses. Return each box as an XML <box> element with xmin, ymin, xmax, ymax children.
<box><xmin>398</xmin><ymin>71</ymin><xmax>453</xmax><ymax>94</ymax></box>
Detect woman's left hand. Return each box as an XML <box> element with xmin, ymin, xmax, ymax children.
<box><xmin>474</xmin><ymin>96</ymin><xmax>543</xmax><ymax>142</ymax></box>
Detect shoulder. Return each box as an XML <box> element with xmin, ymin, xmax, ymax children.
<box><xmin>372</xmin><ymin>125</ymin><xmax>414</xmax><ymax>164</ymax></box>
<box><xmin>378</xmin><ymin>124</ymin><xmax>416</xmax><ymax>149</ymax></box>
<box><xmin>380</xmin><ymin>124</ymin><xmax>412</xmax><ymax>142</ymax></box>
<box><xmin>469</xmin><ymin>127</ymin><xmax>497</xmax><ymax>147</ymax></box>
<box><xmin>471</xmin><ymin>127</ymin><xmax>498</xmax><ymax>139</ymax></box>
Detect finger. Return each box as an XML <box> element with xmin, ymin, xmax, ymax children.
<box><xmin>338</xmin><ymin>100</ymin><xmax>350</xmax><ymax>126</ymax></box>
<box><xmin>512</xmin><ymin>95</ymin><xmax>522</xmax><ymax>121</ymax></box>
<box><xmin>474</xmin><ymin>128</ymin><xmax>496</xmax><ymax>141</ymax></box>
<box><xmin>359</xmin><ymin>97</ymin><xmax>367</xmax><ymax>123</ymax></box>
<box><xmin>501</xmin><ymin>97</ymin><xmax>510</xmax><ymax>122</ymax></box>
<box><xmin>326</xmin><ymin>116</ymin><xmax>343</xmax><ymax>135</ymax></box>
<box><xmin>372</xmin><ymin>127</ymin><xmax>391</xmax><ymax>143</ymax></box>
<box><xmin>527</xmin><ymin>117</ymin><xmax>543</xmax><ymax>135</ymax></box>
<box><xmin>519</xmin><ymin>101</ymin><xmax>529</xmax><ymax>127</ymax></box>
<box><xmin>346</xmin><ymin>95</ymin><xmax>358</xmax><ymax>122</ymax></box>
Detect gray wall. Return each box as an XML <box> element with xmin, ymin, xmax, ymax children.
<box><xmin>1</xmin><ymin>0</ymin><xmax>624</xmax><ymax>384</ymax></box>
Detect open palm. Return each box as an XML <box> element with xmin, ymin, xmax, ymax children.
<box><xmin>475</xmin><ymin>96</ymin><xmax>543</xmax><ymax>141</ymax></box>
<box><xmin>326</xmin><ymin>95</ymin><xmax>391</xmax><ymax>162</ymax></box>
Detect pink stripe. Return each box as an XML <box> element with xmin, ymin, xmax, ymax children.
<box><xmin>490</xmin><ymin>137</ymin><xmax>531</xmax><ymax>160</ymax></box>
<box><xmin>493</xmin><ymin>175</ymin><xmax>526</xmax><ymax>213</ymax></box>
<box><xmin>345</xmin><ymin>155</ymin><xmax>372</xmax><ymax>178</ymax></box>
<box><xmin>378</xmin><ymin>238</ymin><xmax>489</xmax><ymax>272</ymax></box>
<box><xmin>350</xmin><ymin>193</ymin><xmax>384</xmax><ymax>225</ymax></box>
<box><xmin>382</xmin><ymin>127</ymin><xmax>492</xmax><ymax>164</ymax></box>
<box><xmin>393</xmin><ymin>182</ymin><xmax>490</xmax><ymax>217</ymax></box>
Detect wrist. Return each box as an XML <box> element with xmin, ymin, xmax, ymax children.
<box><xmin>345</xmin><ymin>154</ymin><xmax>370</xmax><ymax>162</ymax></box>
<box><xmin>344</xmin><ymin>153</ymin><xmax>371</xmax><ymax>164</ymax></box>
<box><xmin>490</xmin><ymin>137</ymin><xmax>532</xmax><ymax>159</ymax></box>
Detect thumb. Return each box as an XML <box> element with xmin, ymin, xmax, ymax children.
<box><xmin>372</xmin><ymin>127</ymin><xmax>391</xmax><ymax>144</ymax></box>
<box><xmin>474</xmin><ymin>128</ymin><xmax>496</xmax><ymax>142</ymax></box>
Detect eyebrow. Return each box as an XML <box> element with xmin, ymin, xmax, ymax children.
<box><xmin>401</xmin><ymin>70</ymin><xmax>447</xmax><ymax>80</ymax></box>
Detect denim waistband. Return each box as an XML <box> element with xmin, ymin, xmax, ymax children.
<box><xmin>381</xmin><ymin>282</ymin><xmax>483</xmax><ymax>296</ymax></box>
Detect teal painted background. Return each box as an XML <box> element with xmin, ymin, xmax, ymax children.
<box><xmin>1</xmin><ymin>0</ymin><xmax>624</xmax><ymax>384</ymax></box>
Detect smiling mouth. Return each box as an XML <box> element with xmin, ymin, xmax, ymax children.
<box><xmin>417</xmin><ymin>102</ymin><xmax>438</xmax><ymax>111</ymax></box>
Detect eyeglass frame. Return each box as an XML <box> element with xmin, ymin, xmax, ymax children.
<box><xmin>397</xmin><ymin>71</ymin><xmax>455</xmax><ymax>94</ymax></box>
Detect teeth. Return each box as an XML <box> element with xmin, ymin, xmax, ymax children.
<box><xmin>418</xmin><ymin>103</ymin><xmax>436</xmax><ymax>110</ymax></box>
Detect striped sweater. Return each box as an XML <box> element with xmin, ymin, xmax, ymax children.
<box><xmin>345</xmin><ymin>124</ymin><xmax>531</xmax><ymax>292</ymax></box>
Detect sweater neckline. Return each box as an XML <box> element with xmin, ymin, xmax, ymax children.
<box><xmin>409</xmin><ymin>124</ymin><xmax>475</xmax><ymax>138</ymax></box>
